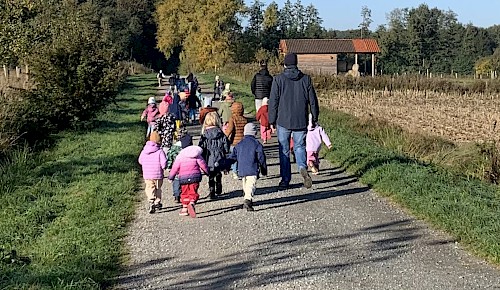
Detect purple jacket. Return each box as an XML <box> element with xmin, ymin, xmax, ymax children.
<box><xmin>142</xmin><ymin>104</ymin><xmax>159</xmax><ymax>124</ymax></box>
<box><xmin>168</xmin><ymin>145</ymin><xmax>209</xmax><ymax>184</ymax></box>
<box><xmin>138</xmin><ymin>141</ymin><xmax>167</xmax><ymax>179</ymax></box>
<box><xmin>306</xmin><ymin>116</ymin><xmax>332</xmax><ymax>152</ymax></box>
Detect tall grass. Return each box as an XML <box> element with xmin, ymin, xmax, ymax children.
<box><xmin>0</xmin><ymin>74</ymin><xmax>152</xmax><ymax>289</ymax></box>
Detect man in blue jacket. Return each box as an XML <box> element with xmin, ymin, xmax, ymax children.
<box><xmin>269</xmin><ymin>53</ymin><xmax>319</xmax><ymax>190</ymax></box>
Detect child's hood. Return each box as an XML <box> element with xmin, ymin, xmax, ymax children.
<box><xmin>177</xmin><ymin>145</ymin><xmax>203</xmax><ymax>159</ymax></box>
<box><xmin>231</xmin><ymin>102</ymin><xmax>244</xmax><ymax>116</ymax></box>
<box><xmin>204</xmin><ymin>127</ymin><xmax>225</xmax><ymax>140</ymax></box>
<box><xmin>143</xmin><ymin>141</ymin><xmax>161</xmax><ymax>154</ymax></box>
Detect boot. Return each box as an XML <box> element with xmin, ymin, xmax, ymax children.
<box><xmin>243</xmin><ymin>199</ymin><xmax>254</xmax><ymax>211</ymax></box>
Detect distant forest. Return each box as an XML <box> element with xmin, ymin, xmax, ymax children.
<box><xmin>3</xmin><ymin>0</ymin><xmax>500</xmax><ymax>75</ymax></box>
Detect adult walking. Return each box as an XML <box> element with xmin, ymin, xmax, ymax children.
<box><xmin>251</xmin><ymin>60</ymin><xmax>273</xmax><ymax>113</ymax></box>
<box><xmin>268</xmin><ymin>53</ymin><xmax>319</xmax><ymax>190</ymax></box>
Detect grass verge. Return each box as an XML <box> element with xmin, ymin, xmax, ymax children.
<box><xmin>197</xmin><ymin>73</ymin><xmax>256</xmax><ymax>115</ymax></box>
<box><xmin>0</xmin><ymin>74</ymin><xmax>153</xmax><ymax>289</ymax></box>
<box><xmin>209</xmin><ymin>72</ymin><xmax>500</xmax><ymax>265</ymax></box>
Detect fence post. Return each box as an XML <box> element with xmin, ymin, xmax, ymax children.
<box><xmin>16</xmin><ymin>66</ymin><xmax>20</xmax><ymax>78</ymax></box>
<box><xmin>3</xmin><ymin>65</ymin><xmax>7</xmax><ymax>79</ymax></box>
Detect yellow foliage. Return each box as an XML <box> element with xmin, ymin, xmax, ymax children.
<box><xmin>155</xmin><ymin>0</ymin><xmax>241</xmax><ymax>70</ymax></box>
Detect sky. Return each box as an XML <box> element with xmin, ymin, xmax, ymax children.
<box><xmin>245</xmin><ymin>0</ymin><xmax>499</xmax><ymax>31</ymax></box>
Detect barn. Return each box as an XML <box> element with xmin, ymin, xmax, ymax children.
<box><xmin>279</xmin><ymin>39</ymin><xmax>381</xmax><ymax>76</ymax></box>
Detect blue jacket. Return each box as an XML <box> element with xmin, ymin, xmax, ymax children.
<box><xmin>268</xmin><ymin>65</ymin><xmax>319</xmax><ymax>130</ymax></box>
<box><xmin>229</xmin><ymin>135</ymin><xmax>267</xmax><ymax>177</ymax></box>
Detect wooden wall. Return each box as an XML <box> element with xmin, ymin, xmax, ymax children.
<box><xmin>297</xmin><ymin>54</ymin><xmax>337</xmax><ymax>75</ymax></box>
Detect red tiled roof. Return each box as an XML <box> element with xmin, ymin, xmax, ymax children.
<box><xmin>280</xmin><ymin>39</ymin><xmax>380</xmax><ymax>54</ymax></box>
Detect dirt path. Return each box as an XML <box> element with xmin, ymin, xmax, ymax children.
<box><xmin>113</xmin><ymin>82</ymin><xmax>500</xmax><ymax>289</ymax></box>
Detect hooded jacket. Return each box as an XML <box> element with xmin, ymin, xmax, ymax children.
<box><xmin>168</xmin><ymin>93</ymin><xmax>182</xmax><ymax>120</ymax></box>
<box><xmin>229</xmin><ymin>135</ymin><xmax>267</xmax><ymax>177</ymax></box>
<box><xmin>168</xmin><ymin>145</ymin><xmax>209</xmax><ymax>184</ymax></box>
<box><xmin>255</xmin><ymin>103</ymin><xmax>269</xmax><ymax>127</ymax></box>
<box><xmin>251</xmin><ymin>68</ymin><xmax>273</xmax><ymax>99</ymax></box>
<box><xmin>268</xmin><ymin>65</ymin><xmax>319</xmax><ymax>130</ymax></box>
<box><xmin>138</xmin><ymin>141</ymin><xmax>167</xmax><ymax>179</ymax></box>
<box><xmin>159</xmin><ymin>94</ymin><xmax>173</xmax><ymax>117</ymax></box>
<box><xmin>306</xmin><ymin>115</ymin><xmax>332</xmax><ymax>152</ymax></box>
<box><xmin>198</xmin><ymin>126</ymin><xmax>230</xmax><ymax>171</ymax></box>
<box><xmin>142</xmin><ymin>104</ymin><xmax>159</xmax><ymax>124</ymax></box>
<box><xmin>224</xmin><ymin>102</ymin><xmax>247</xmax><ymax>146</ymax></box>
<box><xmin>219</xmin><ymin>99</ymin><xmax>234</xmax><ymax>123</ymax></box>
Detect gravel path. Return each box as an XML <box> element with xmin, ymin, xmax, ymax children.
<box><xmin>113</xmin><ymin>84</ymin><xmax>500</xmax><ymax>289</ymax></box>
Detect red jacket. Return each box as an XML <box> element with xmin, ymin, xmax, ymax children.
<box><xmin>256</xmin><ymin>105</ymin><xmax>269</xmax><ymax>127</ymax></box>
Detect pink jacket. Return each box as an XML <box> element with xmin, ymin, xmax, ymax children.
<box><xmin>168</xmin><ymin>145</ymin><xmax>209</xmax><ymax>184</ymax></box>
<box><xmin>306</xmin><ymin>115</ymin><xmax>331</xmax><ymax>152</ymax></box>
<box><xmin>159</xmin><ymin>95</ymin><xmax>173</xmax><ymax>116</ymax></box>
<box><xmin>138</xmin><ymin>141</ymin><xmax>167</xmax><ymax>179</ymax></box>
<box><xmin>142</xmin><ymin>104</ymin><xmax>159</xmax><ymax>124</ymax></box>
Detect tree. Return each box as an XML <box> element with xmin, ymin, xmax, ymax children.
<box><xmin>359</xmin><ymin>5</ymin><xmax>372</xmax><ymax>38</ymax></box>
<box><xmin>156</xmin><ymin>0</ymin><xmax>243</xmax><ymax>71</ymax></box>
<box><xmin>262</xmin><ymin>1</ymin><xmax>281</xmax><ymax>51</ymax></box>
<box><xmin>279</xmin><ymin>0</ymin><xmax>294</xmax><ymax>38</ymax></box>
<box><xmin>303</xmin><ymin>4</ymin><xmax>323</xmax><ymax>38</ymax></box>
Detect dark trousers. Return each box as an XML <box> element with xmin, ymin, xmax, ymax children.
<box><xmin>208</xmin><ymin>170</ymin><xmax>222</xmax><ymax>195</ymax></box>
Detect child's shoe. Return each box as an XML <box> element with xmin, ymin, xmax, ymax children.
<box><xmin>179</xmin><ymin>206</ymin><xmax>188</xmax><ymax>216</ymax></box>
<box><xmin>155</xmin><ymin>202</ymin><xmax>163</xmax><ymax>210</ymax></box>
<box><xmin>243</xmin><ymin>199</ymin><xmax>254</xmax><ymax>211</ymax></box>
<box><xmin>187</xmin><ymin>202</ymin><xmax>196</xmax><ymax>218</ymax></box>
<box><xmin>174</xmin><ymin>196</ymin><xmax>181</xmax><ymax>203</ymax></box>
<box><xmin>148</xmin><ymin>202</ymin><xmax>156</xmax><ymax>214</ymax></box>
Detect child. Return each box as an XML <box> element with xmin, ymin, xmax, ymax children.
<box><xmin>224</xmin><ymin>101</ymin><xmax>248</xmax><ymax>179</ymax></box>
<box><xmin>306</xmin><ymin>114</ymin><xmax>332</xmax><ymax>174</ymax></box>
<box><xmin>168</xmin><ymin>93</ymin><xmax>183</xmax><ymax>131</ymax></box>
<box><xmin>213</xmin><ymin>75</ymin><xmax>224</xmax><ymax>99</ymax></box>
<box><xmin>159</xmin><ymin>91</ymin><xmax>173</xmax><ymax>117</ymax></box>
<box><xmin>154</xmin><ymin>111</ymin><xmax>176</xmax><ymax>155</ymax></box>
<box><xmin>167</xmin><ymin>129</ymin><xmax>193</xmax><ymax>203</ymax></box>
<box><xmin>138</xmin><ymin>131</ymin><xmax>167</xmax><ymax>214</ymax></box>
<box><xmin>219</xmin><ymin>93</ymin><xmax>234</xmax><ymax>130</ymax></box>
<box><xmin>255</xmin><ymin>97</ymin><xmax>271</xmax><ymax>144</ymax></box>
<box><xmin>141</xmin><ymin>97</ymin><xmax>159</xmax><ymax>138</ymax></box>
<box><xmin>168</xmin><ymin>138</ymin><xmax>209</xmax><ymax>218</ymax></box>
<box><xmin>228</xmin><ymin>123</ymin><xmax>267</xmax><ymax>211</ymax></box>
<box><xmin>198</xmin><ymin>112</ymin><xmax>230</xmax><ymax>199</ymax></box>
<box><xmin>221</xmin><ymin>83</ymin><xmax>231</xmax><ymax>100</ymax></box>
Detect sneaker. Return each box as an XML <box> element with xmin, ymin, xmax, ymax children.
<box><xmin>155</xmin><ymin>202</ymin><xmax>163</xmax><ymax>210</ymax></box>
<box><xmin>209</xmin><ymin>192</ymin><xmax>217</xmax><ymax>200</ymax></box>
<box><xmin>300</xmin><ymin>167</ymin><xmax>313</xmax><ymax>189</ymax></box>
<box><xmin>187</xmin><ymin>202</ymin><xmax>196</xmax><ymax>218</ymax></box>
<box><xmin>174</xmin><ymin>196</ymin><xmax>181</xmax><ymax>203</ymax></box>
<box><xmin>148</xmin><ymin>203</ymin><xmax>156</xmax><ymax>214</ymax></box>
<box><xmin>243</xmin><ymin>199</ymin><xmax>254</xmax><ymax>211</ymax></box>
<box><xmin>278</xmin><ymin>180</ymin><xmax>289</xmax><ymax>190</ymax></box>
<box><xmin>179</xmin><ymin>207</ymin><xmax>188</xmax><ymax>216</ymax></box>
<box><xmin>310</xmin><ymin>165</ymin><xmax>318</xmax><ymax>174</ymax></box>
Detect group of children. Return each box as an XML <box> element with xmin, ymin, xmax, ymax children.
<box><xmin>139</xmin><ymin>73</ymin><xmax>332</xmax><ymax>218</ymax></box>
<box><xmin>139</xmin><ymin>87</ymin><xmax>268</xmax><ymax>217</ymax></box>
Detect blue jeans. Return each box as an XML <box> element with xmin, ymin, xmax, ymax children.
<box><xmin>230</xmin><ymin>146</ymin><xmax>238</xmax><ymax>174</ymax></box>
<box><xmin>277</xmin><ymin>125</ymin><xmax>307</xmax><ymax>184</ymax></box>
<box><xmin>189</xmin><ymin>108</ymin><xmax>197</xmax><ymax>121</ymax></box>
<box><xmin>172</xmin><ymin>177</ymin><xmax>181</xmax><ymax>197</ymax></box>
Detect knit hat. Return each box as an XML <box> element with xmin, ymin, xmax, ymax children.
<box><xmin>150</xmin><ymin>131</ymin><xmax>161</xmax><ymax>144</ymax></box>
<box><xmin>180</xmin><ymin>133</ymin><xmax>193</xmax><ymax>149</ymax></box>
<box><xmin>243</xmin><ymin>123</ymin><xmax>257</xmax><ymax>136</ymax></box>
<box><xmin>284</xmin><ymin>53</ymin><xmax>298</xmax><ymax>66</ymax></box>
<box><xmin>148</xmin><ymin>97</ymin><xmax>156</xmax><ymax>104</ymax></box>
<box><xmin>262</xmin><ymin>97</ymin><xmax>269</xmax><ymax>106</ymax></box>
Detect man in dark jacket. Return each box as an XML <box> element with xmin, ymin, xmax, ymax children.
<box><xmin>268</xmin><ymin>53</ymin><xmax>319</xmax><ymax>190</ymax></box>
<box><xmin>251</xmin><ymin>60</ymin><xmax>273</xmax><ymax>113</ymax></box>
